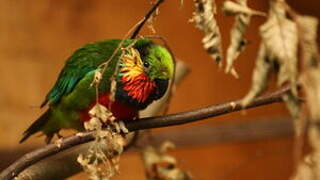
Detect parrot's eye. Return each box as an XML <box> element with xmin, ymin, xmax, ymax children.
<box><xmin>143</xmin><ymin>61</ymin><xmax>149</xmax><ymax>68</ymax></box>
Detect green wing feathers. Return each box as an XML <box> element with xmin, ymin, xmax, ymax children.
<box><xmin>41</xmin><ymin>40</ymin><xmax>122</xmax><ymax>107</ymax></box>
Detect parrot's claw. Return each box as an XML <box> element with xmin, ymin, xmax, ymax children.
<box><xmin>119</xmin><ymin>121</ymin><xmax>129</xmax><ymax>134</ymax></box>
<box><xmin>112</xmin><ymin>121</ymin><xmax>129</xmax><ymax>134</ymax></box>
<box><xmin>113</xmin><ymin>122</ymin><xmax>121</xmax><ymax>133</ymax></box>
<box><xmin>54</xmin><ymin>137</ymin><xmax>63</xmax><ymax>148</ymax></box>
<box><xmin>56</xmin><ymin>132</ymin><xmax>64</xmax><ymax>139</ymax></box>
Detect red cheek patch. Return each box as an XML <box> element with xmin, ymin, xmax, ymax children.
<box><xmin>122</xmin><ymin>73</ymin><xmax>156</xmax><ymax>103</ymax></box>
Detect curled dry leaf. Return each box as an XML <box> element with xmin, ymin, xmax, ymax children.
<box><xmin>242</xmin><ymin>1</ymin><xmax>299</xmax><ymax>109</ymax></box>
<box><xmin>81</xmin><ymin>104</ymin><xmax>123</xmax><ymax>179</ymax></box>
<box><xmin>224</xmin><ymin>0</ymin><xmax>251</xmax><ymax>78</ymax></box>
<box><xmin>192</xmin><ymin>0</ymin><xmax>223</xmax><ymax>66</ymax></box>
<box><xmin>241</xmin><ymin>44</ymin><xmax>271</xmax><ymax>106</ymax></box>
<box><xmin>77</xmin><ymin>130</ymin><xmax>125</xmax><ymax>180</ymax></box>
<box><xmin>109</xmin><ymin>78</ymin><xmax>117</xmax><ymax>102</ymax></box>
<box><xmin>89</xmin><ymin>103</ymin><xmax>115</xmax><ymax>124</ymax></box>
<box><xmin>222</xmin><ymin>0</ymin><xmax>266</xmax><ymax>16</ymax></box>
<box><xmin>224</xmin><ymin>0</ymin><xmax>267</xmax><ymax>78</ymax></box>
<box><xmin>142</xmin><ymin>141</ymin><xmax>193</xmax><ymax>180</ymax></box>
<box><xmin>291</xmin><ymin>16</ymin><xmax>319</xmax><ymax>138</ymax></box>
<box><xmin>301</xmin><ymin>68</ymin><xmax>320</xmax><ymax>122</ymax></box>
<box><xmin>282</xmin><ymin>92</ymin><xmax>301</xmax><ymax>135</ymax></box>
<box><xmin>260</xmin><ymin>1</ymin><xmax>298</xmax><ymax>91</ymax></box>
<box><xmin>84</xmin><ymin>117</ymin><xmax>102</xmax><ymax>131</ymax></box>
<box><xmin>293</xmin><ymin>151</ymin><xmax>320</xmax><ymax>180</ymax></box>
<box><xmin>293</xmin><ymin>126</ymin><xmax>320</xmax><ymax>180</ymax></box>
<box><xmin>91</xmin><ymin>71</ymin><xmax>102</xmax><ymax>87</ymax></box>
<box><xmin>297</xmin><ymin>15</ymin><xmax>319</xmax><ymax>68</ymax></box>
<box><xmin>298</xmin><ymin>15</ymin><xmax>320</xmax><ymax>122</ymax></box>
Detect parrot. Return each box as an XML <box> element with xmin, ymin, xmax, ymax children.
<box><xmin>20</xmin><ymin>38</ymin><xmax>174</xmax><ymax>143</ymax></box>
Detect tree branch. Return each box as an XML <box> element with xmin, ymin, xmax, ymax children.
<box><xmin>126</xmin><ymin>86</ymin><xmax>290</xmax><ymax>131</ymax></box>
<box><xmin>0</xmin><ymin>84</ymin><xmax>290</xmax><ymax>180</ymax></box>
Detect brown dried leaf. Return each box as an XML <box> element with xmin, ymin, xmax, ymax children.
<box><xmin>282</xmin><ymin>92</ymin><xmax>301</xmax><ymax>135</ymax></box>
<box><xmin>109</xmin><ymin>78</ymin><xmax>117</xmax><ymax>102</ymax></box>
<box><xmin>91</xmin><ymin>71</ymin><xmax>102</xmax><ymax>87</ymax></box>
<box><xmin>89</xmin><ymin>103</ymin><xmax>115</xmax><ymax>124</ymax></box>
<box><xmin>222</xmin><ymin>0</ymin><xmax>266</xmax><ymax>16</ymax></box>
<box><xmin>192</xmin><ymin>0</ymin><xmax>223</xmax><ymax>66</ymax></box>
<box><xmin>260</xmin><ymin>1</ymin><xmax>298</xmax><ymax>90</ymax></box>
<box><xmin>293</xmin><ymin>126</ymin><xmax>320</xmax><ymax>180</ymax></box>
<box><xmin>297</xmin><ymin>15</ymin><xmax>319</xmax><ymax>68</ymax></box>
<box><xmin>142</xmin><ymin>141</ymin><xmax>193</xmax><ymax>180</ymax></box>
<box><xmin>224</xmin><ymin>0</ymin><xmax>251</xmax><ymax>78</ymax></box>
<box><xmin>77</xmin><ymin>130</ymin><xmax>125</xmax><ymax>180</ymax></box>
<box><xmin>84</xmin><ymin>117</ymin><xmax>102</xmax><ymax>131</ymax></box>
<box><xmin>293</xmin><ymin>152</ymin><xmax>320</xmax><ymax>180</ymax></box>
<box><xmin>301</xmin><ymin>67</ymin><xmax>320</xmax><ymax>122</ymax></box>
<box><xmin>241</xmin><ymin>44</ymin><xmax>271</xmax><ymax>106</ymax></box>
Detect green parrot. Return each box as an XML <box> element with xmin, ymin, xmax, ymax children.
<box><xmin>20</xmin><ymin>38</ymin><xmax>174</xmax><ymax>143</ymax></box>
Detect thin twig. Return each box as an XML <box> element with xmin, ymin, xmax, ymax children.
<box><xmin>0</xmin><ymin>85</ymin><xmax>290</xmax><ymax>180</ymax></box>
<box><xmin>130</xmin><ymin>0</ymin><xmax>165</xmax><ymax>39</ymax></box>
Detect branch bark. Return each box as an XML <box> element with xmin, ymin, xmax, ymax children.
<box><xmin>0</xmin><ymin>83</ymin><xmax>290</xmax><ymax>180</ymax></box>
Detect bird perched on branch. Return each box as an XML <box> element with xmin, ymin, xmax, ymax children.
<box><xmin>20</xmin><ymin>38</ymin><xmax>174</xmax><ymax>143</ymax></box>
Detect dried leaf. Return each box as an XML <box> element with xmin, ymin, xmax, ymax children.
<box><xmin>225</xmin><ymin>0</ymin><xmax>251</xmax><ymax>78</ymax></box>
<box><xmin>89</xmin><ymin>103</ymin><xmax>115</xmax><ymax>124</ymax></box>
<box><xmin>222</xmin><ymin>0</ymin><xmax>266</xmax><ymax>16</ymax></box>
<box><xmin>293</xmin><ymin>151</ymin><xmax>320</xmax><ymax>180</ymax></box>
<box><xmin>109</xmin><ymin>78</ymin><xmax>117</xmax><ymax>102</ymax></box>
<box><xmin>282</xmin><ymin>92</ymin><xmax>301</xmax><ymax>135</ymax></box>
<box><xmin>91</xmin><ymin>71</ymin><xmax>102</xmax><ymax>86</ymax></box>
<box><xmin>260</xmin><ymin>1</ymin><xmax>298</xmax><ymax>90</ymax></box>
<box><xmin>84</xmin><ymin>117</ymin><xmax>102</xmax><ymax>131</ymax></box>
<box><xmin>192</xmin><ymin>0</ymin><xmax>223</xmax><ymax>66</ymax></box>
<box><xmin>142</xmin><ymin>141</ymin><xmax>193</xmax><ymax>180</ymax></box>
<box><xmin>78</xmin><ymin>130</ymin><xmax>125</xmax><ymax>180</ymax></box>
<box><xmin>293</xmin><ymin>126</ymin><xmax>320</xmax><ymax>180</ymax></box>
<box><xmin>297</xmin><ymin>15</ymin><xmax>319</xmax><ymax>68</ymax></box>
<box><xmin>301</xmin><ymin>67</ymin><xmax>320</xmax><ymax>122</ymax></box>
<box><xmin>241</xmin><ymin>44</ymin><xmax>271</xmax><ymax>106</ymax></box>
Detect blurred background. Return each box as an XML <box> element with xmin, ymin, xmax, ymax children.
<box><xmin>0</xmin><ymin>0</ymin><xmax>319</xmax><ymax>179</ymax></box>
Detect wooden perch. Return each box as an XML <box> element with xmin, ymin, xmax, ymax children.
<box><xmin>0</xmin><ymin>74</ymin><xmax>291</xmax><ymax>180</ymax></box>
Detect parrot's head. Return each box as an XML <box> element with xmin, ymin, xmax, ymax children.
<box><xmin>116</xmin><ymin>39</ymin><xmax>174</xmax><ymax>109</ymax></box>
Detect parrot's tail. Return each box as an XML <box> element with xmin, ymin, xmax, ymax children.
<box><xmin>19</xmin><ymin>110</ymin><xmax>51</xmax><ymax>143</ymax></box>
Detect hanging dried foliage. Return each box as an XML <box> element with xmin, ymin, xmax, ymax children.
<box><xmin>191</xmin><ymin>0</ymin><xmax>223</xmax><ymax>66</ymax></box>
<box><xmin>223</xmin><ymin>0</ymin><xmax>265</xmax><ymax>78</ymax></box>
<box><xmin>242</xmin><ymin>1</ymin><xmax>299</xmax><ymax>107</ymax></box>
<box><xmin>142</xmin><ymin>141</ymin><xmax>193</xmax><ymax>180</ymax></box>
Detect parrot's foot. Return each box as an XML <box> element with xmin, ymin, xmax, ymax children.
<box><xmin>56</xmin><ymin>132</ymin><xmax>64</xmax><ymax>139</ymax></box>
<box><xmin>112</xmin><ymin>121</ymin><xmax>129</xmax><ymax>134</ymax></box>
<box><xmin>119</xmin><ymin>121</ymin><xmax>129</xmax><ymax>134</ymax></box>
<box><xmin>55</xmin><ymin>138</ymin><xmax>63</xmax><ymax>148</ymax></box>
<box><xmin>54</xmin><ymin>132</ymin><xmax>64</xmax><ymax>148</ymax></box>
